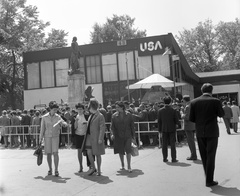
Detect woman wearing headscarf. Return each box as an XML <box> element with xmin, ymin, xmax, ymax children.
<box><xmin>39</xmin><ymin>101</ymin><xmax>67</xmax><ymax>177</ymax></box>
<box><xmin>110</xmin><ymin>101</ymin><xmax>136</xmax><ymax>173</ymax></box>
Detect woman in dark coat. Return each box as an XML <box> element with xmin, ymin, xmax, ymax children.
<box><xmin>110</xmin><ymin>101</ymin><xmax>136</xmax><ymax>172</ymax></box>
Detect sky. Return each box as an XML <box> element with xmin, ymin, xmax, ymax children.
<box><xmin>26</xmin><ymin>0</ymin><xmax>240</xmax><ymax>46</ymax></box>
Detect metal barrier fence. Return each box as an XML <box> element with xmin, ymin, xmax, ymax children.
<box><xmin>0</xmin><ymin>120</ymin><xmax>184</xmax><ymax>148</ymax></box>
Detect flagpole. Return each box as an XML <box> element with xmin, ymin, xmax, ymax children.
<box><xmin>163</xmin><ymin>47</ymin><xmax>176</xmax><ymax>100</ymax></box>
<box><xmin>125</xmin><ymin>53</ymin><xmax>130</xmax><ymax>102</ymax></box>
<box><xmin>137</xmin><ymin>57</ymin><xmax>142</xmax><ymax>103</ymax></box>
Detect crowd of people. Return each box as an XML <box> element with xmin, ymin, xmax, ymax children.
<box><xmin>0</xmin><ymin>83</ymin><xmax>240</xmax><ymax>186</ymax></box>
<box><xmin>0</xmin><ymin>98</ymin><xmax>183</xmax><ymax>149</ymax></box>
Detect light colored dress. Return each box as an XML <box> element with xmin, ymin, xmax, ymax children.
<box><xmin>40</xmin><ymin>113</ymin><xmax>64</xmax><ymax>154</ymax></box>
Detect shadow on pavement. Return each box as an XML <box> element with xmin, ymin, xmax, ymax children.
<box><xmin>210</xmin><ymin>185</ymin><xmax>240</xmax><ymax>196</ymax></box>
<box><xmin>192</xmin><ymin>159</ymin><xmax>202</xmax><ymax>165</ymax></box>
<box><xmin>34</xmin><ymin>175</ymin><xmax>71</xmax><ymax>183</ymax></box>
<box><xmin>74</xmin><ymin>172</ymin><xmax>113</xmax><ymax>184</ymax></box>
<box><xmin>166</xmin><ymin>162</ymin><xmax>191</xmax><ymax>167</ymax></box>
<box><xmin>116</xmin><ymin>169</ymin><xmax>144</xmax><ymax>178</ymax></box>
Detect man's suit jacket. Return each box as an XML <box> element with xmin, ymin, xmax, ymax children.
<box><xmin>182</xmin><ymin>103</ymin><xmax>195</xmax><ymax>131</ymax></box>
<box><xmin>222</xmin><ymin>105</ymin><xmax>233</xmax><ymax>119</ymax></box>
<box><xmin>158</xmin><ymin>105</ymin><xmax>179</xmax><ymax>133</ymax></box>
<box><xmin>189</xmin><ymin>94</ymin><xmax>224</xmax><ymax>138</ymax></box>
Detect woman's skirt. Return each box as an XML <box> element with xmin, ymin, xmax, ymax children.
<box><xmin>75</xmin><ymin>134</ymin><xmax>85</xmax><ymax>149</ymax></box>
<box><xmin>44</xmin><ymin>137</ymin><xmax>59</xmax><ymax>154</ymax></box>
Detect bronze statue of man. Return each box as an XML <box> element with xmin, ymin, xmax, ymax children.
<box><xmin>69</xmin><ymin>37</ymin><xmax>82</xmax><ymax>75</ymax></box>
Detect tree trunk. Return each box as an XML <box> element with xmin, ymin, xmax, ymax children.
<box><xmin>11</xmin><ymin>49</ymin><xmax>16</xmax><ymax>109</ymax></box>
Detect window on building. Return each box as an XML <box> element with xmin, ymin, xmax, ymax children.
<box><xmin>86</xmin><ymin>55</ymin><xmax>101</xmax><ymax>84</ymax></box>
<box><xmin>27</xmin><ymin>63</ymin><xmax>40</xmax><ymax>89</ymax></box>
<box><xmin>136</xmin><ymin>54</ymin><xmax>152</xmax><ymax>79</ymax></box>
<box><xmin>79</xmin><ymin>57</ymin><xmax>85</xmax><ymax>74</ymax></box>
<box><xmin>102</xmin><ymin>53</ymin><xmax>118</xmax><ymax>82</ymax></box>
<box><xmin>41</xmin><ymin>61</ymin><xmax>54</xmax><ymax>88</ymax></box>
<box><xmin>153</xmin><ymin>55</ymin><xmax>170</xmax><ymax>77</ymax></box>
<box><xmin>118</xmin><ymin>51</ymin><xmax>135</xmax><ymax>81</ymax></box>
<box><xmin>55</xmin><ymin>59</ymin><xmax>68</xmax><ymax>86</ymax></box>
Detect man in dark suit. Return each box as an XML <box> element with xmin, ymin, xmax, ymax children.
<box><xmin>189</xmin><ymin>83</ymin><xmax>224</xmax><ymax>187</ymax></box>
<box><xmin>158</xmin><ymin>96</ymin><xmax>179</xmax><ymax>163</ymax></box>
<box><xmin>222</xmin><ymin>101</ymin><xmax>233</xmax><ymax>134</ymax></box>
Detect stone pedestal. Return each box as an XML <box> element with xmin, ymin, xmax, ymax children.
<box><xmin>68</xmin><ymin>74</ymin><xmax>85</xmax><ymax>108</ymax></box>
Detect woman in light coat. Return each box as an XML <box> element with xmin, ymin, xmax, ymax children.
<box><xmin>83</xmin><ymin>98</ymin><xmax>105</xmax><ymax>176</ymax></box>
<box><xmin>39</xmin><ymin>101</ymin><xmax>67</xmax><ymax>177</ymax></box>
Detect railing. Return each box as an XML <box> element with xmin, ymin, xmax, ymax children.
<box><xmin>0</xmin><ymin>120</ymin><xmax>184</xmax><ymax>148</ymax></box>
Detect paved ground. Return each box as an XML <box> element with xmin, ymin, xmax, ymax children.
<box><xmin>0</xmin><ymin>122</ymin><xmax>240</xmax><ymax>196</ymax></box>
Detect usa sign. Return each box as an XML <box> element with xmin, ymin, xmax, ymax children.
<box><xmin>138</xmin><ymin>38</ymin><xmax>166</xmax><ymax>56</ymax></box>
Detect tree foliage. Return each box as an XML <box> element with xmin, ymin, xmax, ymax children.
<box><xmin>216</xmin><ymin>18</ymin><xmax>240</xmax><ymax>70</ymax></box>
<box><xmin>176</xmin><ymin>18</ymin><xmax>240</xmax><ymax>72</ymax></box>
<box><xmin>90</xmin><ymin>14</ymin><xmax>147</xmax><ymax>43</ymax></box>
<box><xmin>0</xmin><ymin>0</ymin><xmax>68</xmax><ymax>110</ymax></box>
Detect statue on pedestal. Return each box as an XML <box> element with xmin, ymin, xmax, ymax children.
<box><xmin>68</xmin><ymin>36</ymin><xmax>83</xmax><ymax>75</ymax></box>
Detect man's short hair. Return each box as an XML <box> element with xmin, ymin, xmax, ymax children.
<box><xmin>232</xmin><ymin>101</ymin><xmax>236</xmax><ymax>105</ymax></box>
<box><xmin>115</xmin><ymin>101</ymin><xmax>125</xmax><ymax>110</ymax></box>
<box><xmin>75</xmin><ymin>103</ymin><xmax>84</xmax><ymax>110</ymax></box>
<box><xmin>49</xmin><ymin>101</ymin><xmax>59</xmax><ymax>109</ymax></box>
<box><xmin>201</xmin><ymin>83</ymin><xmax>213</xmax><ymax>94</ymax></box>
<box><xmin>88</xmin><ymin>98</ymin><xmax>99</xmax><ymax>110</ymax></box>
<box><xmin>163</xmin><ymin>96</ymin><xmax>172</xmax><ymax>105</ymax></box>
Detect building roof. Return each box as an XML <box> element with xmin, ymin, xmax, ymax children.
<box><xmin>196</xmin><ymin>70</ymin><xmax>240</xmax><ymax>84</ymax></box>
<box><xmin>196</xmin><ymin>70</ymin><xmax>240</xmax><ymax>77</ymax></box>
<box><xmin>22</xmin><ymin>34</ymin><xmax>200</xmax><ymax>84</ymax></box>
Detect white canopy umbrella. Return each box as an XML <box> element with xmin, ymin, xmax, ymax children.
<box><xmin>127</xmin><ymin>73</ymin><xmax>187</xmax><ymax>89</ymax></box>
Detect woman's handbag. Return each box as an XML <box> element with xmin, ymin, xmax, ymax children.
<box><xmin>33</xmin><ymin>146</ymin><xmax>43</xmax><ymax>166</ymax></box>
<box><xmin>131</xmin><ymin>142</ymin><xmax>139</xmax><ymax>157</ymax></box>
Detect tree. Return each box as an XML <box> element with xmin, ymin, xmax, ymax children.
<box><xmin>0</xmin><ymin>0</ymin><xmax>68</xmax><ymax>110</ymax></box>
<box><xmin>90</xmin><ymin>14</ymin><xmax>147</xmax><ymax>43</ymax></box>
<box><xmin>176</xmin><ymin>19</ymin><xmax>220</xmax><ymax>72</ymax></box>
<box><xmin>176</xmin><ymin>18</ymin><xmax>240</xmax><ymax>72</ymax></box>
<box><xmin>44</xmin><ymin>29</ymin><xmax>68</xmax><ymax>49</ymax></box>
<box><xmin>216</xmin><ymin>18</ymin><xmax>240</xmax><ymax>70</ymax></box>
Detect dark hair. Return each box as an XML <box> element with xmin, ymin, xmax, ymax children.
<box><xmin>232</xmin><ymin>101</ymin><xmax>236</xmax><ymax>105</ymax></box>
<box><xmin>35</xmin><ymin>111</ymin><xmax>40</xmax><ymax>116</ymax></box>
<box><xmin>129</xmin><ymin>103</ymin><xmax>135</xmax><ymax>108</ymax></box>
<box><xmin>115</xmin><ymin>101</ymin><xmax>125</xmax><ymax>110</ymax></box>
<box><xmin>201</xmin><ymin>83</ymin><xmax>213</xmax><ymax>94</ymax></box>
<box><xmin>75</xmin><ymin>103</ymin><xmax>84</xmax><ymax>110</ymax></box>
<box><xmin>72</xmin><ymin>36</ymin><xmax>77</xmax><ymax>42</ymax></box>
<box><xmin>163</xmin><ymin>96</ymin><xmax>172</xmax><ymax>105</ymax></box>
<box><xmin>183</xmin><ymin>95</ymin><xmax>190</xmax><ymax>102</ymax></box>
<box><xmin>223</xmin><ymin>101</ymin><xmax>227</xmax><ymax>105</ymax></box>
<box><xmin>49</xmin><ymin>101</ymin><xmax>59</xmax><ymax>109</ymax></box>
<box><xmin>88</xmin><ymin>98</ymin><xmax>99</xmax><ymax>110</ymax></box>
<box><xmin>11</xmin><ymin>111</ymin><xmax>17</xmax><ymax>115</ymax></box>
